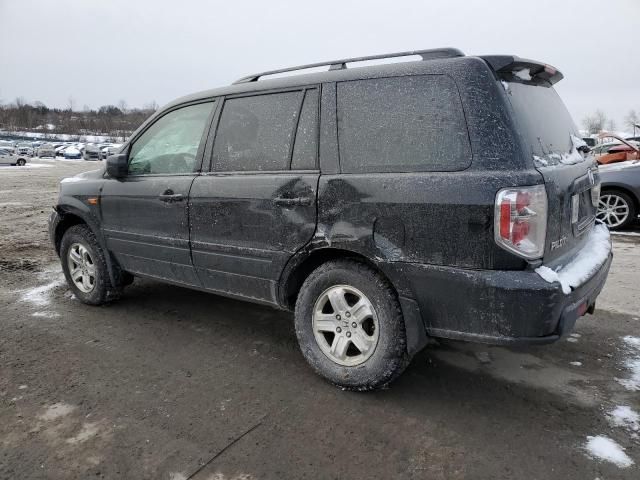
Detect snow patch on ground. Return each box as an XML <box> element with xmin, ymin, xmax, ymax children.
<box><xmin>66</xmin><ymin>422</ymin><xmax>101</xmax><ymax>445</ymax></box>
<box><xmin>31</xmin><ymin>311</ymin><xmax>61</xmax><ymax>318</ymax></box>
<box><xmin>584</xmin><ymin>435</ymin><xmax>634</xmax><ymax>468</ymax></box>
<box><xmin>20</xmin><ymin>277</ymin><xmax>64</xmax><ymax>307</ymax></box>
<box><xmin>569</xmin><ymin>361</ymin><xmax>582</xmax><ymax>366</ymax></box>
<box><xmin>608</xmin><ymin>406</ymin><xmax>639</xmax><ymax>432</ymax></box>
<box><xmin>0</xmin><ymin>163</ymin><xmax>53</xmax><ymax>170</ymax></box>
<box><xmin>616</xmin><ymin>336</ymin><xmax>640</xmax><ymax>391</ymax></box>
<box><xmin>536</xmin><ymin>224</ymin><xmax>611</xmax><ymax>294</ymax></box>
<box><xmin>623</xmin><ymin>336</ymin><xmax>640</xmax><ymax>348</ymax></box>
<box><xmin>169</xmin><ymin>474</ymin><xmax>187</xmax><ymax>480</ymax></box>
<box><xmin>39</xmin><ymin>402</ymin><xmax>76</xmax><ymax>422</ymax></box>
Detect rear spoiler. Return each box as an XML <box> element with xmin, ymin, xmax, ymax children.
<box><xmin>482</xmin><ymin>55</ymin><xmax>564</xmax><ymax>86</ymax></box>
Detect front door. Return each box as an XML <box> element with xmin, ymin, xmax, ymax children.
<box><xmin>190</xmin><ymin>89</ymin><xmax>320</xmax><ymax>304</ymax></box>
<box><xmin>100</xmin><ymin>101</ymin><xmax>215</xmax><ymax>285</ymax></box>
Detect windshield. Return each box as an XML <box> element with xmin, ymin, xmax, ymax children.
<box><xmin>504</xmin><ymin>82</ymin><xmax>583</xmax><ymax>167</ymax></box>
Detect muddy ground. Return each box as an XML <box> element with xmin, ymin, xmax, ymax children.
<box><xmin>1</xmin><ymin>159</ymin><xmax>639</xmax><ymax>479</ymax></box>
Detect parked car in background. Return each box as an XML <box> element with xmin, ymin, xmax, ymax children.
<box><xmin>83</xmin><ymin>144</ymin><xmax>101</xmax><ymax>161</ymax></box>
<box><xmin>0</xmin><ymin>140</ymin><xmax>16</xmax><ymax>150</ymax></box>
<box><xmin>55</xmin><ymin>145</ymin><xmax>70</xmax><ymax>157</ymax></box>
<box><xmin>597</xmin><ymin>160</ymin><xmax>640</xmax><ymax>230</ymax></box>
<box><xmin>100</xmin><ymin>144</ymin><xmax>121</xmax><ymax>159</ymax></box>
<box><xmin>50</xmin><ymin>48</ymin><xmax>612</xmax><ymax>390</ymax></box>
<box><xmin>0</xmin><ymin>148</ymin><xmax>28</xmax><ymax>166</ymax></box>
<box><xmin>591</xmin><ymin>142</ymin><xmax>620</xmax><ymax>157</ymax></box>
<box><xmin>16</xmin><ymin>144</ymin><xmax>34</xmax><ymax>156</ymax></box>
<box><xmin>62</xmin><ymin>146</ymin><xmax>82</xmax><ymax>159</ymax></box>
<box><xmin>37</xmin><ymin>143</ymin><xmax>56</xmax><ymax>158</ymax></box>
<box><xmin>596</xmin><ymin>133</ymin><xmax>640</xmax><ymax>165</ymax></box>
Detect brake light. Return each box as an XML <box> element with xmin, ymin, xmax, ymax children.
<box><xmin>494</xmin><ymin>185</ymin><xmax>547</xmax><ymax>259</ymax></box>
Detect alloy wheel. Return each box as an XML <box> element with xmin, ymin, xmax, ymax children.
<box><xmin>67</xmin><ymin>242</ymin><xmax>96</xmax><ymax>293</ymax></box>
<box><xmin>597</xmin><ymin>194</ymin><xmax>630</xmax><ymax>228</ymax></box>
<box><xmin>312</xmin><ymin>285</ymin><xmax>379</xmax><ymax>366</ymax></box>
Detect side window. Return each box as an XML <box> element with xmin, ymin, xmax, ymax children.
<box><xmin>337</xmin><ymin>75</ymin><xmax>471</xmax><ymax>173</ymax></box>
<box><xmin>212</xmin><ymin>91</ymin><xmax>302</xmax><ymax>171</ymax></box>
<box><xmin>291</xmin><ymin>89</ymin><xmax>319</xmax><ymax>170</ymax></box>
<box><xmin>128</xmin><ymin>102</ymin><xmax>214</xmax><ymax>175</ymax></box>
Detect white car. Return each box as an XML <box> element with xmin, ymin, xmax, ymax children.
<box><xmin>0</xmin><ymin>148</ymin><xmax>28</xmax><ymax>166</ymax></box>
<box><xmin>100</xmin><ymin>144</ymin><xmax>122</xmax><ymax>159</ymax></box>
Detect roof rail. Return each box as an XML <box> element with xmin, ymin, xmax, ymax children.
<box><xmin>233</xmin><ymin>48</ymin><xmax>464</xmax><ymax>84</ymax></box>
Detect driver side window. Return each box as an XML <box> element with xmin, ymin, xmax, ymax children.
<box><xmin>128</xmin><ymin>101</ymin><xmax>214</xmax><ymax>175</ymax></box>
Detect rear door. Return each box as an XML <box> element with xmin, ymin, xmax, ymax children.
<box><xmin>100</xmin><ymin>101</ymin><xmax>215</xmax><ymax>284</ymax></box>
<box><xmin>189</xmin><ymin>88</ymin><xmax>320</xmax><ymax>304</ymax></box>
<box><xmin>502</xmin><ymin>80</ymin><xmax>598</xmax><ymax>263</ymax></box>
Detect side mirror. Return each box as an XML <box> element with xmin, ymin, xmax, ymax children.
<box><xmin>106</xmin><ymin>153</ymin><xmax>128</xmax><ymax>178</ymax></box>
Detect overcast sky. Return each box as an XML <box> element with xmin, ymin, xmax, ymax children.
<box><xmin>1</xmin><ymin>0</ymin><xmax>638</xmax><ymax>131</ymax></box>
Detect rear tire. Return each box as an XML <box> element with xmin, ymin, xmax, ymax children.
<box><xmin>60</xmin><ymin>224</ymin><xmax>124</xmax><ymax>305</ymax></box>
<box><xmin>16</xmin><ymin>159</ymin><xmax>26</xmax><ymax>166</ymax></box>
<box><xmin>294</xmin><ymin>259</ymin><xmax>409</xmax><ymax>391</ymax></box>
<box><xmin>597</xmin><ymin>190</ymin><xmax>636</xmax><ymax>230</ymax></box>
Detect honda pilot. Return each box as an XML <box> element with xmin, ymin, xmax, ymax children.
<box><xmin>49</xmin><ymin>48</ymin><xmax>612</xmax><ymax>390</ymax></box>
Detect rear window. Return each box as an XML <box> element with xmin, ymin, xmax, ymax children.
<box><xmin>337</xmin><ymin>75</ymin><xmax>471</xmax><ymax>173</ymax></box>
<box><xmin>505</xmin><ymin>82</ymin><xmax>582</xmax><ymax>165</ymax></box>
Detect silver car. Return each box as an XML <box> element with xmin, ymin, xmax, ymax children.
<box><xmin>0</xmin><ymin>148</ymin><xmax>28</xmax><ymax>166</ymax></box>
<box><xmin>597</xmin><ymin>160</ymin><xmax>640</xmax><ymax>229</ymax></box>
<box><xmin>37</xmin><ymin>143</ymin><xmax>56</xmax><ymax>158</ymax></box>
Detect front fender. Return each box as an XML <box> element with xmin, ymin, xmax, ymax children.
<box><xmin>53</xmin><ymin>201</ymin><xmax>119</xmax><ymax>286</ymax></box>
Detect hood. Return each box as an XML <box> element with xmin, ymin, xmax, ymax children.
<box><xmin>60</xmin><ymin>167</ymin><xmax>105</xmax><ymax>184</ymax></box>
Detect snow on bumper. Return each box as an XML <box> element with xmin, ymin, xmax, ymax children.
<box><xmin>535</xmin><ymin>224</ymin><xmax>611</xmax><ymax>294</ymax></box>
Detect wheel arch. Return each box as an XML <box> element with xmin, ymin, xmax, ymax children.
<box><xmin>279</xmin><ymin>247</ymin><xmax>393</xmax><ymax>310</ymax></box>
<box><xmin>279</xmin><ymin>246</ymin><xmax>428</xmax><ymax>356</ymax></box>
<box><xmin>54</xmin><ymin>206</ymin><xmax>121</xmax><ymax>286</ymax></box>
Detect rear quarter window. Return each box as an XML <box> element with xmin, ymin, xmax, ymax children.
<box><xmin>337</xmin><ymin>75</ymin><xmax>471</xmax><ymax>173</ymax></box>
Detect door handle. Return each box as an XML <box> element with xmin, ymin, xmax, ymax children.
<box><xmin>273</xmin><ymin>196</ymin><xmax>312</xmax><ymax>207</ymax></box>
<box><xmin>158</xmin><ymin>190</ymin><xmax>184</xmax><ymax>202</ymax></box>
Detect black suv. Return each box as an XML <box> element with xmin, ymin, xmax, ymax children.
<box><xmin>49</xmin><ymin>49</ymin><xmax>612</xmax><ymax>390</ymax></box>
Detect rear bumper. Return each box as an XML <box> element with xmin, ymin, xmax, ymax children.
<box><xmin>386</xmin><ymin>253</ymin><xmax>612</xmax><ymax>346</ymax></box>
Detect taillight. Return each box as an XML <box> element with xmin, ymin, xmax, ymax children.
<box><xmin>494</xmin><ymin>185</ymin><xmax>547</xmax><ymax>259</ymax></box>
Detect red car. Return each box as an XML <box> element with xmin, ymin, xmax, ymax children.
<box><xmin>596</xmin><ymin>134</ymin><xmax>640</xmax><ymax>165</ymax></box>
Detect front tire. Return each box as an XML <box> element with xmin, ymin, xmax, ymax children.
<box><xmin>60</xmin><ymin>225</ymin><xmax>122</xmax><ymax>305</ymax></box>
<box><xmin>16</xmin><ymin>159</ymin><xmax>26</xmax><ymax>166</ymax></box>
<box><xmin>294</xmin><ymin>260</ymin><xmax>409</xmax><ymax>391</ymax></box>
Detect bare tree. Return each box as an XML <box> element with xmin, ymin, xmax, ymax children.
<box><xmin>67</xmin><ymin>96</ymin><xmax>75</xmax><ymax>112</ymax></box>
<box><xmin>582</xmin><ymin>109</ymin><xmax>607</xmax><ymax>134</ymax></box>
<box><xmin>143</xmin><ymin>100</ymin><xmax>158</xmax><ymax>111</ymax></box>
<box><xmin>625</xmin><ymin>109</ymin><xmax>639</xmax><ymax>136</ymax></box>
<box><xmin>117</xmin><ymin>99</ymin><xmax>128</xmax><ymax>114</ymax></box>
<box><xmin>606</xmin><ymin>119</ymin><xmax>617</xmax><ymax>132</ymax></box>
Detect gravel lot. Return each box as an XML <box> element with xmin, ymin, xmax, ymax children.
<box><xmin>1</xmin><ymin>159</ymin><xmax>639</xmax><ymax>479</ymax></box>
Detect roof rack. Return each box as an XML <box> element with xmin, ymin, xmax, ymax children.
<box><xmin>233</xmin><ymin>48</ymin><xmax>464</xmax><ymax>84</ymax></box>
